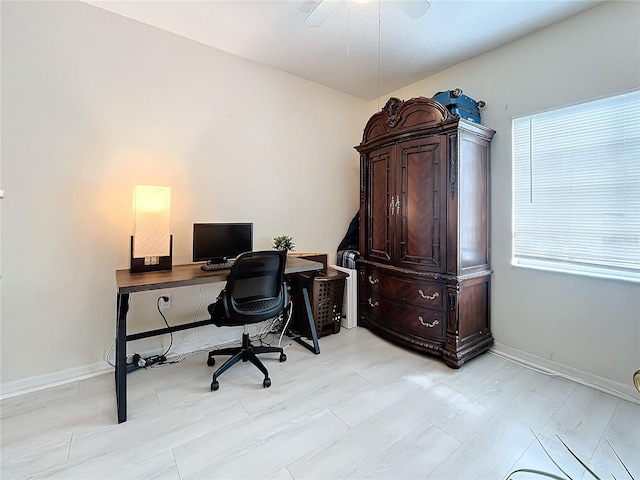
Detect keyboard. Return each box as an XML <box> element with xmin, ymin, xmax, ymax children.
<box><xmin>201</xmin><ymin>262</ymin><xmax>234</xmax><ymax>272</ymax></box>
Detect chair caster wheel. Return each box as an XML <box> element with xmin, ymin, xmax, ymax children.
<box><xmin>211</xmin><ymin>380</ymin><xmax>219</xmax><ymax>391</ymax></box>
<box><xmin>263</xmin><ymin>378</ymin><xmax>271</xmax><ymax>388</ymax></box>
<box><xmin>279</xmin><ymin>353</ymin><xmax>287</xmax><ymax>362</ymax></box>
<box><xmin>207</xmin><ymin>357</ymin><xmax>215</xmax><ymax>367</ymax></box>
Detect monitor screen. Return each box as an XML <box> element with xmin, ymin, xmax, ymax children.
<box><xmin>192</xmin><ymin>223</ymin><xmax>253</xmax><ymax>264</ymax></box>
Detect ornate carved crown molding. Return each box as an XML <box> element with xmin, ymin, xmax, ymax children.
<box><xmin>382</xmin><ymin>97</ymin><xmax>403</xmax><ymax>127</ymax></box>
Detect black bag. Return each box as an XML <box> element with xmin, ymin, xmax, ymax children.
<box><xmin>337</xmin><ymin>211</ymin><xmax>359</xmax><ymax>268</ymax></box>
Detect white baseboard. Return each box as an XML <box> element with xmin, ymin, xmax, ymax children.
<box><xmin>0</xmin><ymin>326</ymin><xmax>259</xmax><ymax>400</ymax></box>
<box><xmin>490</xmin><ymin>342</ymin><xmax>640</xmax><ymax>405</ymax></box>
<box><xmin>0</xmin><ymin>362</ymin><xmax>112</xmax><ymax>400</ymax></box>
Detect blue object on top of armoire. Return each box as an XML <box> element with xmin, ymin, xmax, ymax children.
<box><xmin>432</xmin><ymin>88</ymin><xmax>485</xmax><ymax>124</ymax></box>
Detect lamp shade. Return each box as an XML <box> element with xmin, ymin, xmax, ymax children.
<box><xmin>132</xmin><ymin>185</ymin><xmax>171</xmax><ymax>258</ymax></box>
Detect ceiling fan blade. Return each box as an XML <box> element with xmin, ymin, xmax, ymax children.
<box><xmin>304</xmin><ymin>0</ymin><xmax>340</xmax><ymax>27</ymax></box>
<box><xmin>395</xmin><ymin>0</ymin><xmax>431</xmax><ymax>20</ymax></box>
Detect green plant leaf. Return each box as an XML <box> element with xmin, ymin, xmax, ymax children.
<box><xmin>506</xmin><ymin>431</ymin><xmax>636</xmax><ymax>480</ymax></box>
<box><xmin>507</xmin><ymin>468</ymin><xmax>570</xmax><ymax>480</ymax></box>
<box><xmin>556</xmin><ymin>435</ymin><xmax>601</xmax><ymax>480</ymax></box>
<box><xmin>272</xmin><ymin>235</ymin><xmax>294</xmax><ymax>252</ymax></box>
<box><xmin>607</xmin><ymin>440</ymin><xmax>635</xmax><ymax>480</ymax></box>
<box><xmin>530</xmin><ymin>429</ymin><xmax>573</xmax><ymax>479</ymax></box>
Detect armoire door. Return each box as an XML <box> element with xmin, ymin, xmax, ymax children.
<box><xmin>365</xmin><ymin>146</ymin><xmax>394</xmax><ymax>264</ymax></box>
<box><xmin>396</xmin><ymin>136</ymin><xmax>447</xmax><ymax>271</ymax></box>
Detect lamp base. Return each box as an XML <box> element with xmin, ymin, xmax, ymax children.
<box><xmin>130</xmin><ymin>235</ymin><xmax>173</xmax><ymax>273</ymax></box>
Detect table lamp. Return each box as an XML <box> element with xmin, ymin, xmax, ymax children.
<box><xmin>130</xmin><ymin>184</ymin><xmax>173</xmax><ymax>273</ymax></box>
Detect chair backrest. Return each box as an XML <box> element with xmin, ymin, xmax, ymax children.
<box><xmin>220</xmin><ymin>250</ymin><xmax>287</xmax><ymax>324</ymax></box>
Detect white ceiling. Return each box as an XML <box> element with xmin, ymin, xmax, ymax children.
<box><xmin>85</xmin><ymin>0</ymin><xmax>603</xmax><ymax>100</ymax></box>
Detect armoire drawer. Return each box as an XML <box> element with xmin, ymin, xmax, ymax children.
<box><xmin>361</xmin><ymin>295</ymin><xmax>445</xmax><ymax>341</ymax></box>
<box><xmin>361</xmin><ymin>268</ymin><xmax>445</xmax><ymax>309</ymax></box>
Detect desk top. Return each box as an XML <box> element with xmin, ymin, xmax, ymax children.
<box><xmin>116</xmin><ymin>256</ymin><xmax>324</xmax><ymax>294</ymax></box>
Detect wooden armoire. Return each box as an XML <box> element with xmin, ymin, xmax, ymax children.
<box><xmin>356</xmin><ymin>96</ymin><xmax>496</xmax><ymax>368</ymax></box>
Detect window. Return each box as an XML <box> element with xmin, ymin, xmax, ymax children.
<box><xmin>512</xmin><ymin>90</ymin><xmax>640</xmax><ymax>283</ymax></box>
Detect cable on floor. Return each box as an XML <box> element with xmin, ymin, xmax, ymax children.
<box><xmin>489</xmin><ymin>349</ymin><xmax>640</xmax><ymax>405</ymax></box>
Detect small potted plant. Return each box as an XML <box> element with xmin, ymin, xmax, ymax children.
<box><xmin>273</xmin><ymin>235</ymin><xmax>295</xmax><ymax>254</ymax></box>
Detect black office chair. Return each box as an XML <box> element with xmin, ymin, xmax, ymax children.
<box><xmin>206</xmin><ymin>250</ymin><xmax>288</xmax><ymax>391</ymax></box>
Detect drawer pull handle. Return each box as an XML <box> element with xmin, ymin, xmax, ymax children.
<box><xmin>368</xmin><ymin>298</ymin><xmax>379</xmax><ymax>307</ymax></box>
<box><xmin>389</xmin><ymin>196</ymin><xmax>396</xmax><ymax>216</ymax></box>
<box><xmin>419</xmin><ymin>317</ymin><xmax>439</xmax><ymax>328</ymax></box>
<box><xmin>418</xmin><ymin>290</ymin><xmax>439</xmax><ymax>300</ymax></box>
<box><xmin>368</xmin><ymin>276</ymin><xmax>379</xmax><ymax>285</ymax></box>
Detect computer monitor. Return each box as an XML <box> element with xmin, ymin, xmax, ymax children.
<box><xmin>192</xmin><ymin>223</ymin><xmax>253</xmax><ymax>265</ymax></box>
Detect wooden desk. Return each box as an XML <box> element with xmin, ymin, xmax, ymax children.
<box><xmin>115</xmin><ymin>257</ymin><xmax>323</xmax><ymax>423</ymax></box>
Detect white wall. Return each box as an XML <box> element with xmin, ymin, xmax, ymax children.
<box><xmin>3</xmin><ymin>0</ymin><xmax>638</xmax><ymax>398</ymax></box>
<box><xmin>1</xmin><ymin>1</ymin><xmax>366</xmax><ymax>385</ymax></box>
<box><xmin>384</xmin><ymin>1</ymin><xmax>640</xmax><ymax>392</ymax></box>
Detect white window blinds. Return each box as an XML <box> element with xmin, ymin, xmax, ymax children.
<box><xmin>512</xmin><ymin>90</ymin><xmax>640</xmax><ymax>283</ymax></box>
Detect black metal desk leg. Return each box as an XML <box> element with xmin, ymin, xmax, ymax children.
<box><xmin>303</xmin><ymin>286</ymin><xmax>320</xmax><ymax>354</ymax></box>
<box><xmin>116</xmin><ymin>292</ymin><xmax>129</xmax><ymax>423</ymax></box>
<box><xmin>292</xmin><ymin>286</ymin><xmax>320</xmax><ymax>355</ymax></box>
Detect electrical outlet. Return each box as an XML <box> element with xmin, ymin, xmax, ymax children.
<box><xmin>159</xmin><ymin>294</ymin><xmax>171</xmax><ymax>310</ymax></box>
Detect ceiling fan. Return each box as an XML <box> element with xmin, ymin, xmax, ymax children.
<box><xmin>305</xmin><ymin>0</ymin><xmax>431</xmax><ymax>27</ymax></box>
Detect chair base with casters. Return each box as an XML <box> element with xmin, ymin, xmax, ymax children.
<box><xmin>207</xmin><ymin>325</ymin><xmax>287</xmax><ymax>391</ymax></box>
<box><xmin>205</xmin><ymin>250</ymin><xmax>289</xmax><ymax>392</ymax></box>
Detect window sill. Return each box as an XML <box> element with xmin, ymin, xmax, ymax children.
<box><xmin>511</xmin><ymin>258</ymin><xmax>640</xmax><ymax>284</ymax></box>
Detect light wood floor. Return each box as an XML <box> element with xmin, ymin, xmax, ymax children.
<box><xmin>1</xmin><ymin>327</ymin><xmax>638</xmax><ymax>480</ymax></box>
